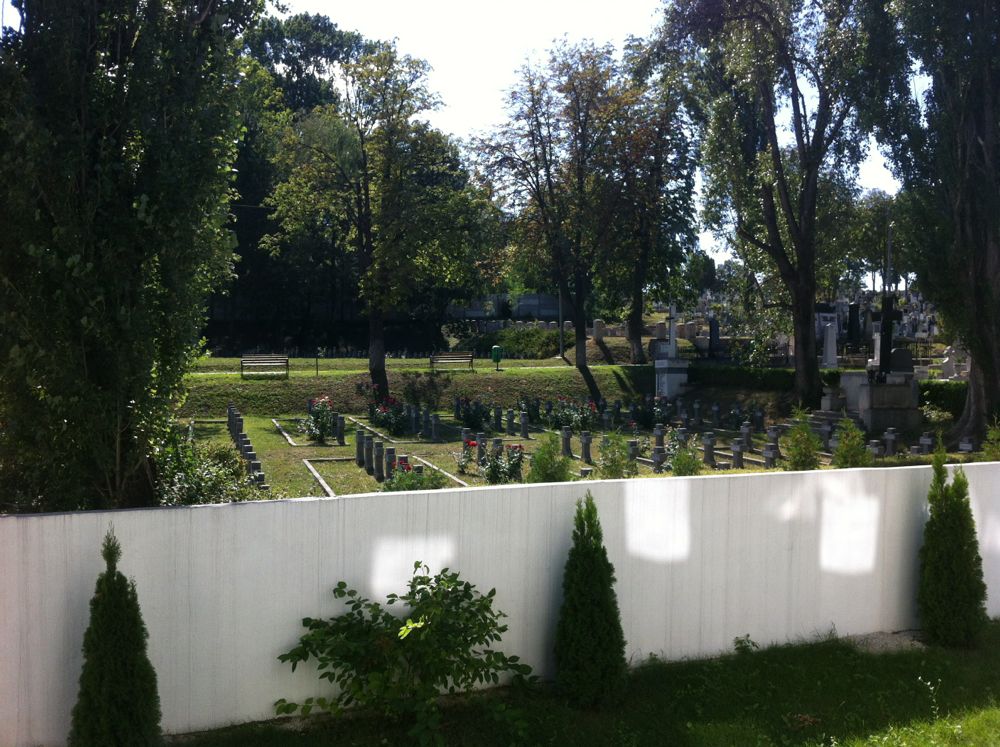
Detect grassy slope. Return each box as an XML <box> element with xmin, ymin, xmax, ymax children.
<box><xmin>180</xmin><ymin>364</ymin><xmax>653</xmax><ymax>418</ymax></box>
<box><xmin>182</xmin><ymin>622</ymin><xmax>1000</xmax><ymax>746</ymax></box>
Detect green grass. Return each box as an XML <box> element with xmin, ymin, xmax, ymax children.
<box><xmin>179</xmin><ymin>365</ymin><xmax>653</xmax><ymax>418</ymax></box>
<box><xmin>180</xmin><ymin>622</ymin><xmax>1000</xmax><ymax>746</ymax></box>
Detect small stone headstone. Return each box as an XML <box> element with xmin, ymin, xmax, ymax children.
<box><xmin>711</xmin><ymin>403</ymin><xmax>721</xmax><ymax>428</ymax></box>
<box><xmin>364</xmin><ymin>435</ymin><xmax>375</xmax><ymax>475</ymax></box>
<box><xmin>731</xmin><ymin>441</ymin><xmax>744</xmax><ymax>469</ymax></box>
<box><xmin>507</xmin><ymin>409</ymin><xmax>515</xmax><ymax>436</ymax></box>
<box><xmin>520</xmin><ymin>412</ymin><xmax>530</xmax><ymax>439</ymax></box>
<box><xmin>652</xmin><ymin>446</ymin><xmax>666</xmax><ymax>473</ymax></box>
<box><xmin>355</xmin><ymin>429</ymin><xmax>365</xmax><ymax>465</ymax></box>
<box><xmin>561</xmin><ymin>426</ymin><xmax>573</xmax><ymax>457</ymax></box>
<box><xmin>654</xmin><ymin>424</ymin><xmax>664</xmax><ymax>448</ymax></box>
<box><xmin>374</xmin><ymin>442</ymin><xmax>385</xmax><ymax>482</ymax></box>
<box><xmin>431</xmin><ymin>414</ymin><xmax>440</xmax><ymax>442</ymax></box>
<box><xmin>702</xmin><ymin>432</ymin><xmax>716</xmax><ymax>467</ymax></box>
<box><xmin>476</xmin><ymin>433</ymin><xmax>486</xmax><ymax>465</ymax></box>
<box><xmin>385</xmin><ymin>447</ymin><xmax>396</xmax><ymax>479</ymax></box>
<box><xmin>740</xmin><ymin>421</ymin><xmax>753</xmax><ymax>450</ymax></box>
<box><xmin>494</xmin><ymin>406</ymin><xmax>502</xmax><ymax>433</ymax></box>
<box><xmin>336</xmin><ymin>415</ymin><xmax>346</xmax><ymax>445</ymax></box>
<box><xmin>580</xmin><ymin>431</ymin><xmax>593</xmax><ymax>464</ymax></box>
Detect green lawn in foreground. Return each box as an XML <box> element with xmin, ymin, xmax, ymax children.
<box><xmin>180</xmin><ymin>621</ymin><xmax>1000</xmax><ymax>746</ymax></box>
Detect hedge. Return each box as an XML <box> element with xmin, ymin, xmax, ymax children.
<box><xmin>688</xmin><ymin>365</ymin><xmax>841</xmax><ymax>391</ymax></box>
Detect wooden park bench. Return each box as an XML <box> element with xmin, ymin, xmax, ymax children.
<box><xmin>429</xmin><ymin>351</ymin><xmax>474</xmax><ymax>371</ymax></box>
<box><xmin>240</xmin><ymin>354</ymin><xmax>289</xmax><ymax>379</ymax></box>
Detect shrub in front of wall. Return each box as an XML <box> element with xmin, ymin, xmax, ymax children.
<box><xmin>69</xmin><ymin>529</ymin><xmax>161</xmax><ymax>747</ymax></box>
<box><xmin>554</xmin><ymin>493</ymin><xmax>628</xmax><ymax>708</ymax></box>
<box><xmin>276</xmin><ymin>563</ymin><xmax>534</xmax><ymax>742</ymax></box>
<box><xmin>526</xmin><ymin>432</ymin><xmax>574</xmax><ymax>483</ymax></box>
<box><xmin>380</xmin><ymin>466</ymin><xmax>448</xmax><ymax>492</ymax></box>
<box><xmin>832</xmin><ymin>418</ymin><xmax>873</xmax><ymax>468</ymax></box>
<box><xmin>918</xmin><ymin>447</ymin><xmax>987</xmax><ymax>647</ymax></box>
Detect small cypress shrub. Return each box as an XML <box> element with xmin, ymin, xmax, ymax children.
<box><xmin>831</xmin><ymin>418</ymin><xmax>873</xmax><ymax>468</ymax></box>
<box><xmin>781</xmin><ymin>409</ymin><xmax>821</xmax><ymax>471</ymax></box>
<box><xmin>526</xmin><ymin>432</ymin><xmax>574</xmax><ymax>483</ymax></box>
<box><xmin>917</xmin><ymin>448</ymin><xmax>987</xmax><ymax>647</ymax></box>
<box><xmin>554</xmin><ymin>492</ymin><xmax>627</xmax><ymax>707</ymax></box>
<box><xmin>69</xmin><ymin>528</ymin><xmax>161</xmax><ymax>746</ymax></box>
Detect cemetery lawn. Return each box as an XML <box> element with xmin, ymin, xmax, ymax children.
<box><xmin>180</xmin><ymin>620</ymin><xmax>1000</xmax><ymax>746</ymax></box>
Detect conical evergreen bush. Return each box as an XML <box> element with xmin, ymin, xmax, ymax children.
<box><xmin>917</xmin><ymin>448</ymin><xmax>987</xmax><ymax>647</ymax></box>
<box><xmin>554</xmin><ymin>492</ymin><xmax>627</xmax><ymax>707</ymax></box>
<box><xmin>69</xmin><ymin>528</ymin><xmax>161</xmax><ymax>746</ymax></box>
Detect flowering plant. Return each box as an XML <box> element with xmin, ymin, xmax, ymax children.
<box><xmin>370</xmin><ymin>397</ymin><xmax>406</xmax><ymax>436</ymax></box>
<box><xmin>545</xmin><ymin>397</ymin><xmax>598</xmax><ymax>432</ymax></box>
<box><xmin>301</xmin><ymin>396</ymin><xmax>337</xmax><ymax>444</ymax></box>
<box><xmin>481</xmin><ymin>443</ymin><xmax>525</xmax><ymax>485</ymax></box>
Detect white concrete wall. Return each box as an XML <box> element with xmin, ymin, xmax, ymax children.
<box><xmin>3</xmin><ymin>463</ymin><xmax>1000</xmax><ymax>746</ymax></box>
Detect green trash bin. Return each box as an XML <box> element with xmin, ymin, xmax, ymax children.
<box><xmin>491</xmin><ymin>345</ymin><xmax>503</xmax><ymax>371</ymax></box>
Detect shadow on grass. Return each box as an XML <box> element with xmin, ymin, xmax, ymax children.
<box><xmin>179</xmin><ymin>621</ymin><xmax>1000</xmax><ymax>747</ymax></box>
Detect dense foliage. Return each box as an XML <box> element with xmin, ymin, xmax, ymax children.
<box><xmin>597</xmin><ymin>433</ymin><xmax>638</xmax><ymax>479</ymax></box>
<box><xmin>0</xmin><ymin>0</ymin><xmax>261</xmax><ymax>510</ymax></box>
<box><xmin>276</xmin><ymin>563</ymin><xmax>533</xmax><ymax>743</ymax></box>
<box><xmin>781</xmin><ymin>411</ymin><xmax>821</xmax><ymax>471</ymax></box>
<box><xmin>526</xmin><ymin>433</ymin><xmax>575</xmax><ymax>483</ymax></box>
<box><xmin>156</xmin><ymin>432</ymin><xmax>263</xmax><ymax>506</ymax></box>
<box><xmin>554</xmin><ymin>493</ymin><xmax>628</xmax><ymax>707</ymax></box>
<box><xmin>831</xmin><ymin>418</ymin><xmax>873</xmax><ymax>469</ymax></box>
<box><xmin>69</xmin><ymin>530</ymin><xmax>161</xmax><ymax>746</ymax></box>
<box><xmin>917</xmin><ymin>449</ymin><xmax>987</xmax><ymax>647</ymax></box>
<box><xmin>380</xmin><ymin>466</ymin><xmax>448</xmax><ymax>492</ymax></box>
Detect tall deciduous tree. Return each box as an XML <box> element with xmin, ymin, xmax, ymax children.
<box><xmin>481</xmin><ymin>41</ymin><xmax>625</xmax><ymax>397</ymax></box>
<box><xmin>880</xmin><ymin>1</ymin><xmax>1000</xmax><ymax>439</ymax></box>
<box><xmin>265</xmin><ymin>42</ymin><xmax>497</xmax><ymax>395</ymax></box>
<box><xmin>599</xmin><ymin>42</ymin><xmax>697</xmax><ymax>363</ymax></box>
<box><xmin>668</xmin><ymin>0</ymin><xmax>895</xmax><ymax>406</ymax></box>
<box><xmin>0</xmin><ymin>0</ymin><xmax>260</xmax><ymax>511</ymax></box>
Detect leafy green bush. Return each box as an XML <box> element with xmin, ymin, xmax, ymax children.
<box><xmin>545</xmin><ymin>397</ymin><xmax>599</xmax><ymax>431</ymax></box>
<box><xmin>832</xmin><ymin>418</ymin><xmax>873</xmax><ymax>468</ymax></box>
<box><xmin>400</xmin><ymin>372</ymin><xmax>451</xmax><ymax>409</ymax></box>
<box><xmin>918</xmin><ymin>448</ymin><xmax>987</xmax><ymax>647</ymax></box>
<box><xmin>919</xmin><ymin>380</ymin><xmax>968</xmax><ymax>419</ymax></box>
<box><xmin>381</xmin><ymin>465</ymin><xmax>448</xmax><ymax>492</ymax></box>
<box><xmin>156</xmin><ymin>431</ymin><xmax>263</xmax><ymax>505</ymax></box>
<box><xmin>554</xmin><ymin>493</ymin><xmax>627</xmax><ymax>708</ymax></box>
<box><xmin>526</xmin><ymin>433</ymin><xmax>574</xmax><ymax>483</ymax></box>
<box><xmin>481</xmin><ymin>444</ymin><xmax>525</xmax><ymax>485</ymax></box>
<box><xmin>597</xmin><ymin>432</ymin><xmax>637</xmax><ymax>479</ymax></box>
<box><xmin>69</xmin><ymin>529</ymin><xmax>161</xmax><ymax>746</ymax></box>
<box><xmin>275</xmin><ymin>563</ymin><xmax>534</xmax><ymax>743</ymax></box>
<box><xmin>981</xmin><ymin>418</ymin><xmax>1000</xmax><ymax>461</ymax></box>
<box><xmin>669</xmin><ymin>433</ymin><xmax>702</xmax><ymax>476</ymax></box>
<box><xmin>370</xmin><ymin>398</ymin><xmax>407</xmax><ymax>436</ymax></box>
<box><xmin>301</xmin><ymin>396</ymin><xmax>338</xmax><ymax>443</ymax></box>
<box><xmin>781</xmin><ymin>410</ymin><xmax>821</xmax><ymax>471</ymax></box>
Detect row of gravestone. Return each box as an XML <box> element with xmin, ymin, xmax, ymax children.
<box><xmin>353</xmin><ymin>429</ymin><xmax>429</xmax><ymax>483</ymax></box>
<box><xmin>226</xmin><ymin>404</ymin><xmax>269</xmax><ymax>490</ymax></box>
<box><xmin>816</xmin><ymin>422</ymin><xmax>976</xmax><ymax>457</ymax></box>
<box><xmin>453</xmin><ymin>396</ymin><xmax>767</xmax><ymax>433</ymax></box>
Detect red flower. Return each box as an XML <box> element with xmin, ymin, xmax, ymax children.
<box><xmin>402</xmin><ymin>463</ymin><xmax>413</xmax><ymax>472</ymax></box>
<box><xmin>465</xmin><ymin>439</ymin><xmax>477</xmax><ymax>448</ymax></box>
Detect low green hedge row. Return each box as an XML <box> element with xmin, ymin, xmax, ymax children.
<box><xmin>687</xmin><ymin>365</ymin><xmax>841</xmax><ymax>391</ymax></box>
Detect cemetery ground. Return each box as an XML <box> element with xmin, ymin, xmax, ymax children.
<box><xmin>184</xmin><ymin>356</ymin><xmax>978</xmax><ymax>498</ymax></box>
<box><xmin>180</xmin><ymin>620</ymin><xmax>1000</xmax><ymax>746</ymax></box>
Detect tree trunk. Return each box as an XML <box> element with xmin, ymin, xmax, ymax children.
<box><xmin>626</xmin><ymin>297</ymin><xmax>646</xmax><ymax>365</ymax></box>
<box><xmin>954</xmin><ymin>360</ymin><xmax>999</xmax><ymax>442</ymax></box>
<box><xmin>791</xmin><ymin>283</ymin><xmax>821</xmax><ymax>408</ymax></box>
<box><xmin>570</xmin><ymin>282</ymin><xmax>602</xmax><ymax>403</ymax></box>
<box><xmin>368</xmin><ymin>308</ymin><xmax>389</xmax><ymax>399</ymax></box>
